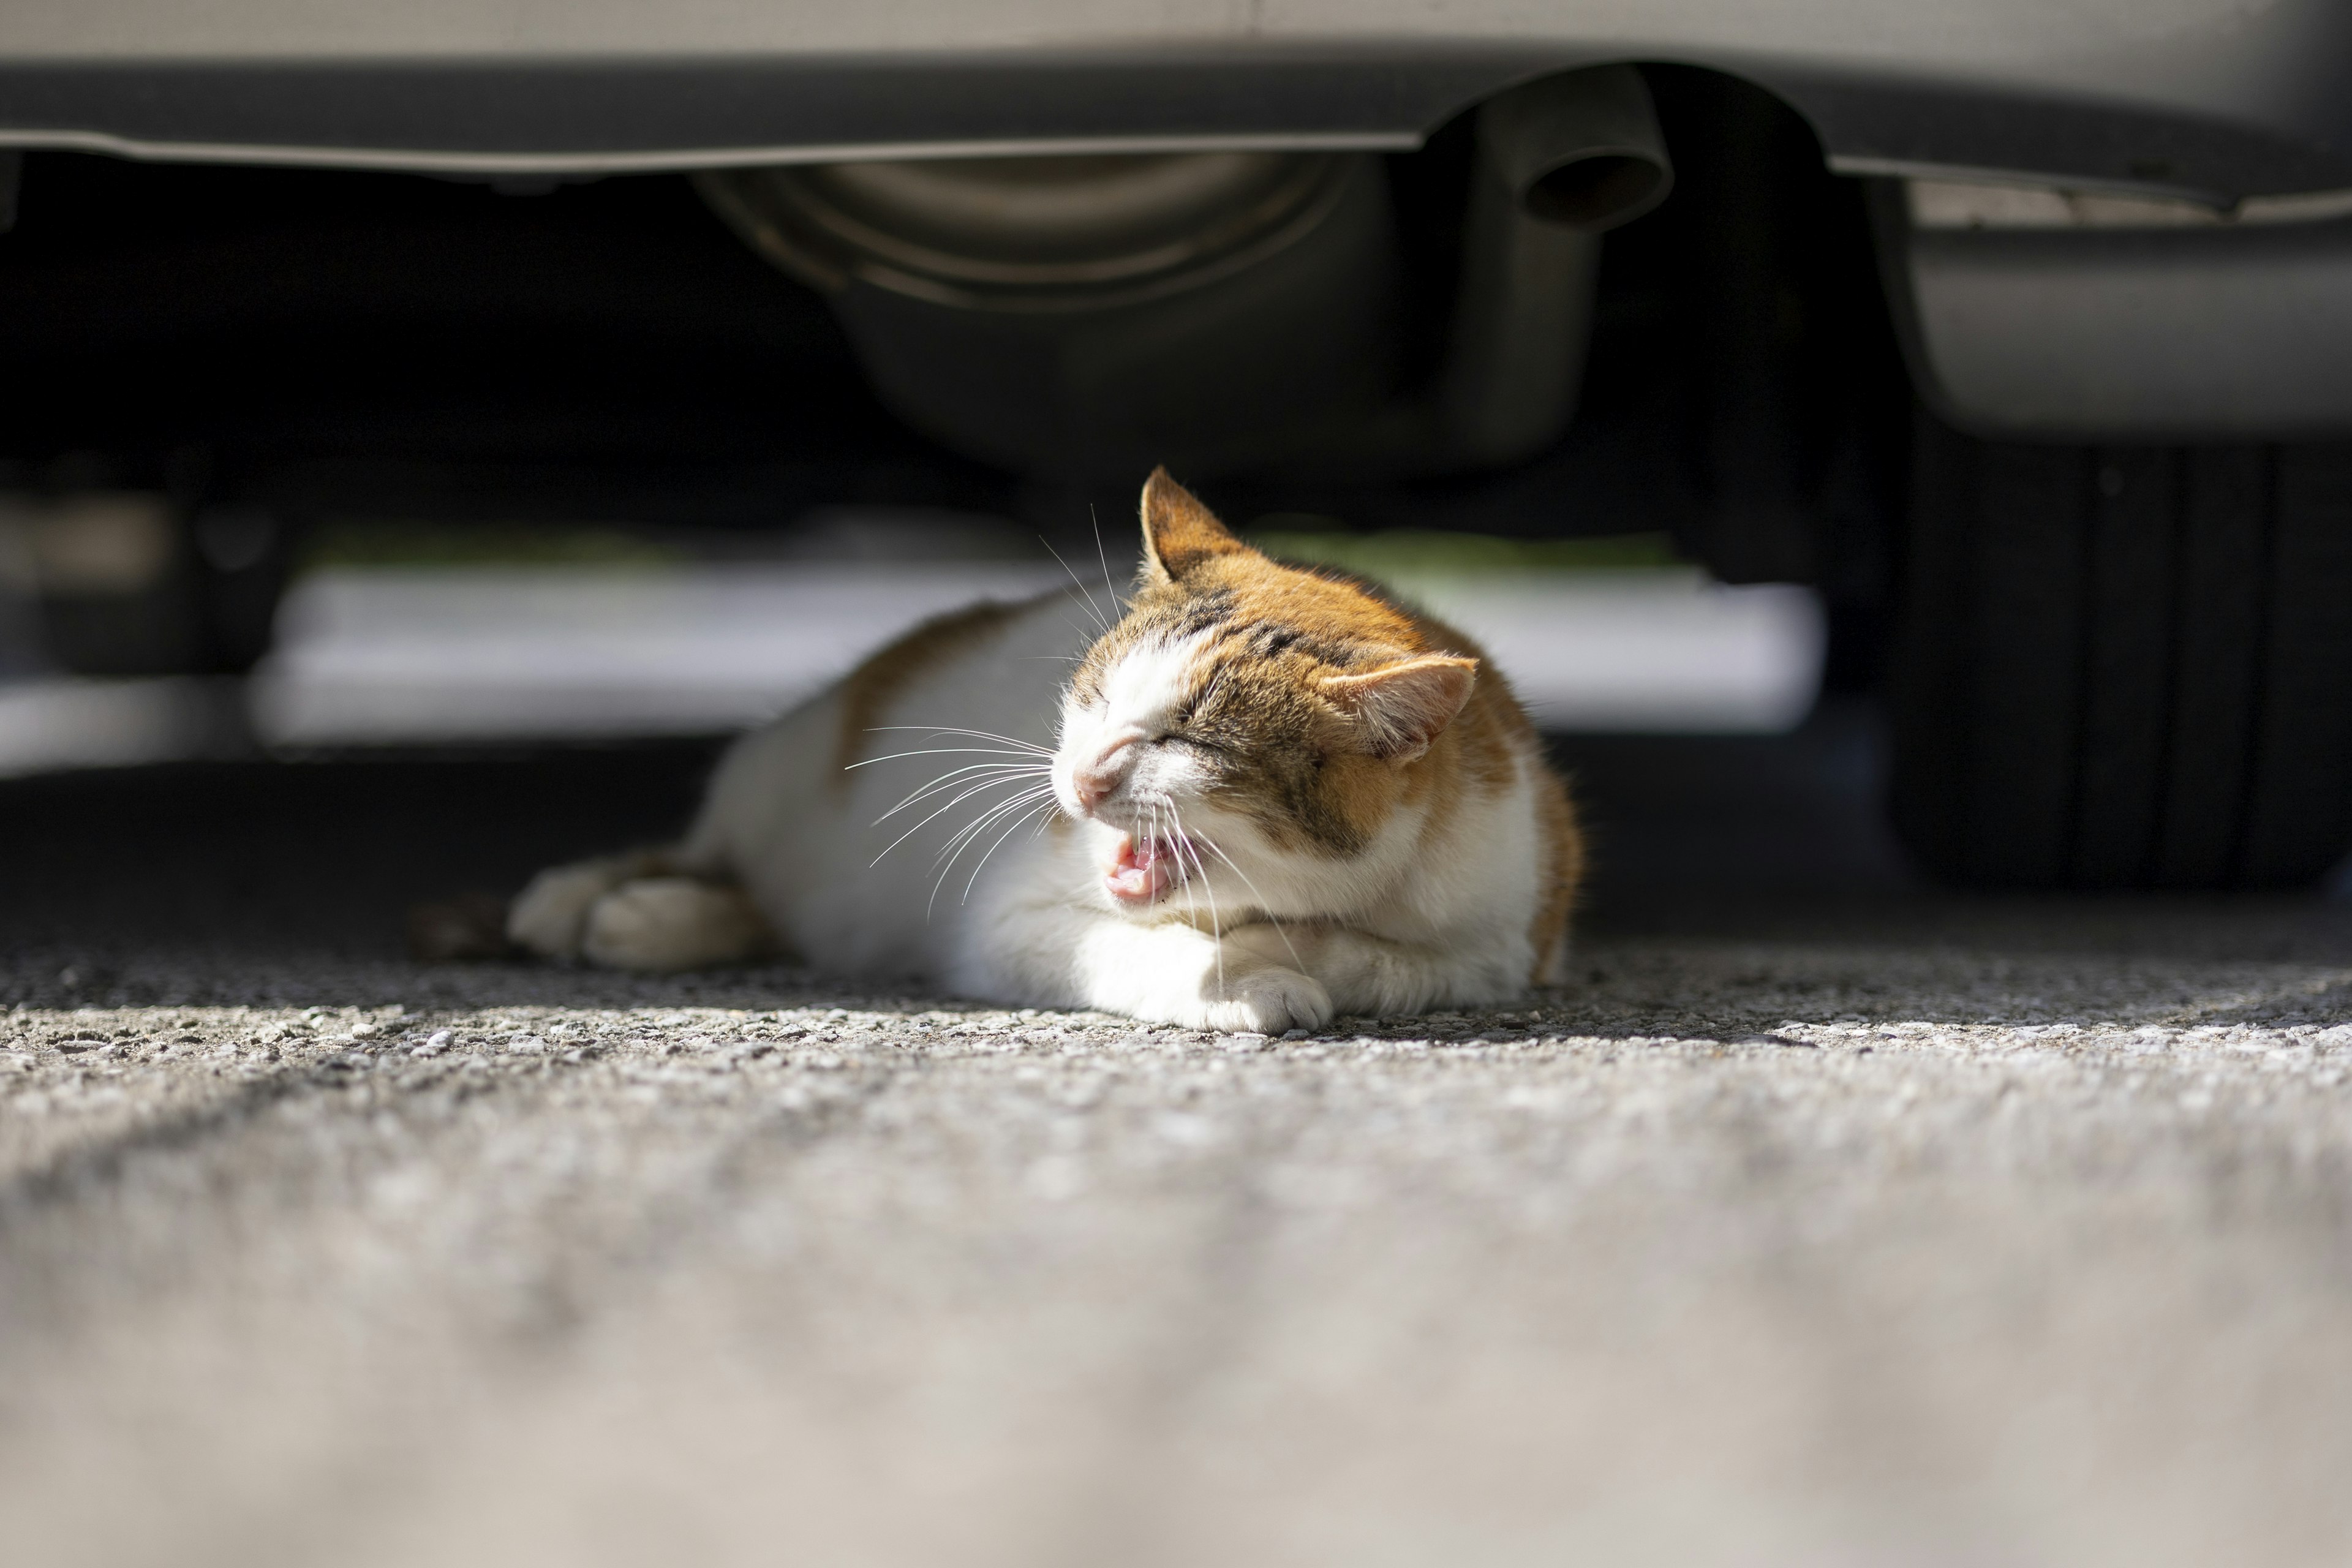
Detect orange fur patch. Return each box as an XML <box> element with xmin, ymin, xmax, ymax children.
<box><xmin>1527</xmin><ymin>766</ymin><xmax>1582</xmax><ymax>984</ymax></box>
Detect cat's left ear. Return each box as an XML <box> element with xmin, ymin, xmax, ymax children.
<box><xmin>1139</xmin><ymin>467</ymin><xmax>1249</xmax><ymax>584</ymax></box>
<box><xmin>1319</xmin><ymin>654</ymin><xmax>1479</xmax><ymax>763</ymax></box>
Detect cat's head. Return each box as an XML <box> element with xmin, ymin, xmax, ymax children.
<box><xmin>1052</xmin><ymin>469</ymin><xmax>1480</xmax><ymax>918</ymax></box>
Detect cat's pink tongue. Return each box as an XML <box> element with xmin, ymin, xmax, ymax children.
<box><xmin>1106</xmin><ymin>834</ymin><xmax>1176</xmax><ymax>905</ymax></box>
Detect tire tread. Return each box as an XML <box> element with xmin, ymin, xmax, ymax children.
<box><xmin>1890</xmin><ymin>418</ymin><xmax>2352</xmax><ymax>889</ymax></box>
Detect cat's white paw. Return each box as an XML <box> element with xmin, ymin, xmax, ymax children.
<box><xmin>581</xmin><ymin>878</ymin><xmax>772</xmax><ymax>972</ymax></box>
<box><xmin>507</xmin><ymin>861</ymin><xmax>631</xmax><ymax>960</ymax></box>
<box><xmin>1199</xmin><ymin>967</ymin><xmax>1333</xmax><ymax>1035</ymax></box>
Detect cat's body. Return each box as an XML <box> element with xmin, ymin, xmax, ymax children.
<box><xmin>508</xmin><ymin>472</ymin><xmax>1581</xmax><ymax>1031</ymax></box>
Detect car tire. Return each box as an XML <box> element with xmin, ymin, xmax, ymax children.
<box><xmin>1887</xmin><ymin>417</ymin><xmax>2352</xmax><ymax>888</ymax></box>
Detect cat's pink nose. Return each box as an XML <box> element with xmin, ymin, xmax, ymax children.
<box><xmin>1069</xmin><ymin>741</ymin><xmax>1133</xmax><ymax>810</ymax></box>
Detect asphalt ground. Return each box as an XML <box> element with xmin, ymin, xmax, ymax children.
<box><xmin>5</xmin><ymin>704</ymin><xmax>2352</xmax><ymax>1567</ymax></box>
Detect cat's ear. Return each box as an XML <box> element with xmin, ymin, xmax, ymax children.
<box><xmin>1139</xmin><ymin>467</ymin><xmax>1248</xmax><ymax>584</ymax></box>
<box><xmin>1319</xmin><ymin>654</ymin><xmax>1479</xmax><ymax>763</ymax></box>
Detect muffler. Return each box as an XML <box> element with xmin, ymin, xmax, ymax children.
<box><xmin>698</xmin><ymin>65</ymin><xmax>1672</xmax><ymax>483</ymax></box>
<box><xmin>698</xmin><ymin>151</ymin><xmax>1400</xmax><ymax>482</ymax></box>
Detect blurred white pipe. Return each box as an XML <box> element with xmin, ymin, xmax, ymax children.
<box><xmin>0</xmin><ymin>562</ymin><xmax>1825</xmax><ymax>770</ymax></box>
<box><xmin>250</xmin><ymin>562</ymin><xmax>1820</xmax><ymax>745</ymax></box>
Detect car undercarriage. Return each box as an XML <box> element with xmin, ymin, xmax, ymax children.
<box><xmin>1</xmin><ymin>5</ymin><xmax>2348</xmax><ymax>888</ymax></box>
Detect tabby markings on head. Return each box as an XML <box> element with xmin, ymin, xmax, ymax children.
<box><xmin>1060</xmin><ymin>468</ymin><xmax>1519</xmax><ymax>868</ymax></box>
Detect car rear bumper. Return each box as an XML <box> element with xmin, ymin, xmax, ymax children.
<box><xmin>0</xmin><ymin>4</ymin><xmax>2343</xmax><ymax>198</ymax></box>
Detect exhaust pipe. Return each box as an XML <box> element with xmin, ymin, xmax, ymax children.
<box><xmin>1434</xmin><ymin>66</ymin><xmax>1675</xmax><ymax>467</ymax></box>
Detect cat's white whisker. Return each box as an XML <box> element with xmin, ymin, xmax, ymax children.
<box><xmin>1191</xmin><ymin>838</ymin><xmax>1226</xmax><ymax>1003</ymax></box>
<box><xmin>873</xmin><ymin>776</ymin><xmax>1044</xmax><ymax>831</ymax></box>
<box><xmin>960</xmin><ymin>798</ymin><xmax>1052</xmax><ymax>904</ymax></box>
<box><xmin>1186</xmin><ymin>820</ymin><xmax>1309</xmax><ymax>976</ymax></box>
<box><xmin>930</xmin><ymin>784</ymin><xmax>1055</xmax><ymax>872</ymax></box>
<box><xmin>873</xmin><ymin>763</ymin><xmax>1051</xmax><ymax>824</ymax></box>
<box><xmin>862</xmin><ymin>726</ymin><xmax>1055</xmax><ymax>755</ymax></box>
<box><xmin>929</xmin><ymin>819</ymin><xmax>1038</xmax><ymax>913</ymax></box>
<box><xmin>1159</xmin><ymin>797</ymin><xmax>1227</xmax><ymax>1001</ymax></box>
<box><xmin>875</xmin><ymin>761</ymin><xmax>1039</xmax><ymax>804</ymax></box>
<box><xmin>1089</xmin><ymin>503</ymin><xmax>1126</xmax><ymax>619</ymax></box>
<box><xmin>1041</xmin><ymin>536</ymin><xmax>1114</xmax><ymax>636</ymax></box>
<box><xmin>1159</xmin><ymin>804</ymin><xmax>1185</xmax><ymax>926</ymax></box>
<box><xmin>929</xmin><ymin>786</ymin><xmax>1056</xmax><ymax>918</ymax></box>
<box><xmin>881</xmin><ymin>758</ymin><xmax>1047</xmax><ymax>788</ymax></box>
<box><xmin>878</xmin><ymin>757</ymin><xmax>1047</xmax><ymax>789</ymax></box>
<box><xmin>929</xmin><ymin>775</ymin><xmax>1053</xmax><ymax>843</ymax></box>
<box><xmin>846</xmin><ymin>747</ymin><xmax>1046</xmax><ymax>771</ymax></box>
<box><xmin>1147</xmin><ymin>800</ymin><xmax>1187</xmax><ymax>938</ymax></box>
<box><xmin>871</xmin><ymin>775</ymin><xmax>1050</xmax><ymax>868</ymax></box>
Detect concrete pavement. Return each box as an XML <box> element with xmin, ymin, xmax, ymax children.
<box><xmin>4</xmin><ymin>717</ymin><xmax>2351</xmax><ymax>1567</ymax></box>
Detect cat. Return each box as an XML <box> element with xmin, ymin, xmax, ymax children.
<box><xmin>507</xmin><ymin>469</ymin><xmax>1583</xmax><ymax>1032</ymax></box>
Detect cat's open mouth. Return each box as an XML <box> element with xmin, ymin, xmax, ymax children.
<box><xmin>1106</xmin><ymin>832</ymin><xmax>1191</xmax><ymax>906</ymax></box>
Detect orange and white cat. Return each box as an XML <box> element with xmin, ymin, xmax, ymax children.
<box><xmin>508</xmin><ymin>470</ymin><xmax>1582</xmax><ymax>1031</ymax></box>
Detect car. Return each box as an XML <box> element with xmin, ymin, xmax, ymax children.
<box><xmin>0</xmin><ymin>2</ymin><xmax>2346</xmax><ymax>888</ymax></box>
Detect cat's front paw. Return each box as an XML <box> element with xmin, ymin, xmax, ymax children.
<box><xmin>1199</xmin><ymin>967</ymin><xmax>1333</xmax><ymax>1035</ymax></box>
<box><xmin>582</xmin><ymin>878</ymin><xmax>772</xmax><ymax>972</ymax></box>
<box><xmin>507</xmin><ymin>861</ymin><xmax>625</xmax><ymax>960</ymax></box>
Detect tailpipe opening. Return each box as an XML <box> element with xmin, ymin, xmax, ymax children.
<box><xmin>1483</xmin><ymin>66</ymin><xmax>1675</xmax><ymax>232</ymax></box>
